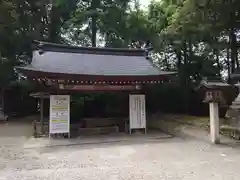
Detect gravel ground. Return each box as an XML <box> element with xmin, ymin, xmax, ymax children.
<box><xmin>1</xmin><ymin>136</ymin><xmax>240</xmax><ymax>180</ymax></box>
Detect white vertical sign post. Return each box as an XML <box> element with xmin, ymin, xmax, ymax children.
<box><xmin>129</xmin><ymin>94</ymin><xmax>146</xmax><ymax>134</ymax></box>
<box><xmin>49</xmin><ymin>95</ymin><xmax>70</xmax><ymax>138</ymax></box>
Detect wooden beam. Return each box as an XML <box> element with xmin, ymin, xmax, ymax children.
<box><xmin>59</xmin><ymin>84</ymin><xmax>141</xmax><ymax>91</ymax></box>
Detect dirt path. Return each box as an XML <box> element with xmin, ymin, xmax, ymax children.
<box><xmin>1</xmin><ymin>136</ymin><xmax>240</xmax><ymax>180</ymax></box>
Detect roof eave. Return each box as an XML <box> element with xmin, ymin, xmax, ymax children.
<box><xmin>16</xmin><ymin>68</ymin><xmax>175</xmax><ymax>81</ymax></box>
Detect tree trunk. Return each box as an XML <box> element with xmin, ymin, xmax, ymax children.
<box><xmin>230</xmin><ymin>28</ymin><xmax>237</xmax><ymax>73</ymax></box>
<box><xmin>183</xmin><ymin>41</ymin><xmax>188</xmax><ymax>84</ymax></box>
<box><xmin>91</xmin><ymin>15</ymin><xmax>97</xmax><ymax>47</ymax></box>
<box><xmin>164</xmin><ymin>52</ymin><xmax>170</xmax><ymax>70</ymax></box>
<box><xmin>213</xmin><ymin>37</ymin><xmax>221</xmax><ymax>76</ymax></box>
<box><xmin>0</xmin><ymin>88</ymin><xmax>4</xmax><ymax>110</ymax></box>
<box><xmin>91</xmin><ymin>0</ymin><xmax>100</xmax><ymax>47</ymax></box>
<box><xmin>48</xmin><ymin>3</ymin><xmax>61</xmax><ymax>42</ymax></box>
<box><xmin>183</xmin><ymin>41</ymin><xmax>189</xmax><ymax>113</ymax></box>
<box><xmin>173</xmin><ymin>47</ymin><xmax>181</xmax><ymax>73</ymax></box>
<box><xmin>227</xmin><ymin>47</ymin><xmax>231</xmax><ymax>82</ymax></box>
<box><xmin>236</xmin><ymin>49</ymin><xmax>239</xmax><ymax>68</ymax></box>
<box><xmin>213</xmin><ymin>48</ymin><xmax>221</xmax><ymax>76</ymax></box>
<box><xmin>188</xmin><ymin>39</ymin><xmax>193</xmax><ymax>58</ymax></box>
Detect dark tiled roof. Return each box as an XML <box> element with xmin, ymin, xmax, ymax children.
<box><xmin>30</xmin><ymin>92</ymin><xmax>50</xmax><ymax>99</ymax></box>
<box><xmin>195</xmin><ymin>80</ymin><xmax>232</xmax><ymax>90</ymax></box>
<box><xmin>18</xmin><ymin>41</ymin><xmax>175</xmax><ymax>76</ymax></box>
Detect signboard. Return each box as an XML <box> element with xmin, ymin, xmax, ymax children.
<box><xmin>129</xmin><ymin>94</ymin><xmax>146</xmax><ymax>134</ymax></box>
<box><xmin>59</xmin><ymin>85</ymin><xmax>142</xmax><ymax>91</ymax></box>
<box><xmin>49</xmin><ymin>95</ymin><xmax>70</xmax><ymax>135</ymax></box>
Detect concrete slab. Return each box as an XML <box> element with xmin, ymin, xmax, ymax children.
<box><xmin>24</xmin><ymin>132</ymin><xmax>173</xmax><ymax>149</ymax></box>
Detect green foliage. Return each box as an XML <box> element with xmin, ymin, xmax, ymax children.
<box><xmin>1</xmin><ymin>0</ymin><xmax>240</xmax><ymax>114</ymax></box>
<box><xmin>0</xmin><ymin>0</ymin><xmax>77</xmax><ymax>87</ymax></box>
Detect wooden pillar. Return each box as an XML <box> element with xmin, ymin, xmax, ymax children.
<box><xmin>209</xmin><ymin>102</ymin><xmax>220</xmax><ymax>144</ymax></box>
<box><xmin>40</xmin><ymin>98</ymin><xmax>44</xmax><ymax>134</ymax></box>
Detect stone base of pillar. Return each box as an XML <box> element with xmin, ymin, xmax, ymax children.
<box><xmin>212</xmin><ymin>139</ymin><xmax>220</xmax><ymax>144</ymax></box>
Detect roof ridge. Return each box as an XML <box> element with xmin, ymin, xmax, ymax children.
<box><xmin>33</xmin><ymin>40</ymin><xmax>146</xmax><ymax>56</ymax></box>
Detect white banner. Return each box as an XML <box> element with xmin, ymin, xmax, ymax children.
<box><xmin>129</xmin><ymin>94</ymin><xmax>146</xmax><ymax>132</ymax></box>
<box><xmin>49</xmin><ymin>95</ymin><xmax>70</xmax><ymax>134</ymax></box>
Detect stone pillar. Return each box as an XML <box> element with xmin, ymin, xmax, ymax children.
<box><xmin>209</xmin><ymin>102</ymin><xmax>220</xmax><ymax>144</ymax></box>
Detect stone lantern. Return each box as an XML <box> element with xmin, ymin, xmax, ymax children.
<box><xmin>203</xmin><ymin>89</ymin><xmax>226</xmax><ymax>105</ymax></box>
<box><xmin>198</xmin><ymin>79</ymin><xmax>231</xmax><ymax>144</ymax></box>
<box><xmin>226</xmin><ymin>71</ymin><xmax>240</xmax><ymax>136</ymax></box>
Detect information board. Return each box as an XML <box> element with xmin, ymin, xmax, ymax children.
<box><xmin>49</xmin><ymin>95</ymin><xmax>70</xmax><ymax>135</ymax></box>
<box><xmin>129</xmin><ymin>94</ymin><xmax>146</xmax><ymax>134</ymax></box>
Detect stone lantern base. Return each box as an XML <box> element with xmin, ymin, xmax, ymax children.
<box><xmin>224</xmin><ymin>91</ymin><xmax>240</xmax><ymax>139</ymax></box>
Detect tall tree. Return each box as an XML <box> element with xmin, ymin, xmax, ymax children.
<box><xmin>65</xmin><ymin>0</ymin><xmax>131</xmax><ymax>47</ymax></box>
<box><xmin>50</xmin><ymin>0</ymin><xmax>78</xmax><ymax>42</ymax></box>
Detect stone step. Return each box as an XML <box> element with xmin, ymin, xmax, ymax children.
<box><xmin>233</xmin><ymin>100</ymin><xmax>240</xmax><ymax>102</ymax></box>
<box><xmin>78</xmin><ymin>126</ymin><xmax>119</xmax><ymax>135</ymax></box>
<box><xmin>221</xmin><ymin>125</ymin><xmax>240</xmax><ymax>132</ymax></box>
<box><xmin>231</xmin><ymin>101</ymin><xmax>240</xmax><ymax>104</ymax></box>
<box><xmin>230</xmin><ymin>105</ymin><xmax>240</xmax><ymax>109</ymax></box>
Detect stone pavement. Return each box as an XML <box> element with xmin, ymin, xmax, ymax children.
<box><xmin>1</xmin><ymin>128</ymin><xmax>240</xmax><ymax>180</ymax></box>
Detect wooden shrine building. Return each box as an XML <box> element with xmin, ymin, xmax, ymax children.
<box><xmin>17</xmin><ymin>41</ymin><xmax>176</xmax><ymax>137</ymax></box>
